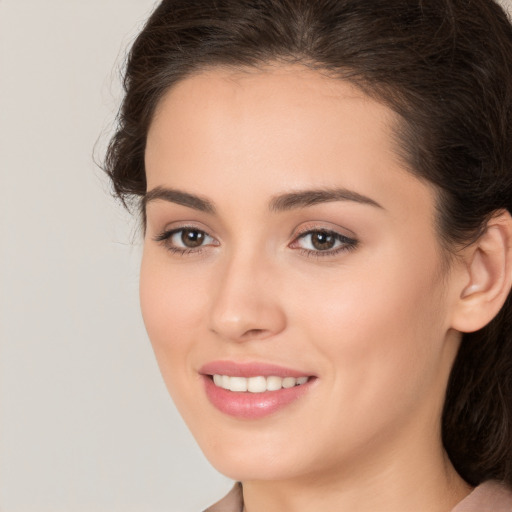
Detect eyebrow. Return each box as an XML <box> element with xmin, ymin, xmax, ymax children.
<box><xmin>143</xmin><ymin>186</ymin><xmax>383</xmax><ymax>214</ymax></box>
<box><xmin>143</xmin><ymin>186</ymin><xmax>216</xmax><ymax>214</ymax></box>
<box><xmin>269</xmin><ymin>188</ymin><xmax>383</xmax><ymax>211</ymax></box>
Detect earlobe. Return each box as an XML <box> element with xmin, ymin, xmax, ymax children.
<box><xmin>451</xmin><ymin>210</ymin><xmax>512</xmax><ymax>333</ymax></box>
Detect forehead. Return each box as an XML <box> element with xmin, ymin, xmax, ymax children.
<box><xmin>145</xmin><ymin>65</ymin><xmax>435</xmax><ymax>224</ymax></box>
<box><xmin>148</xmin><ymin>65</ymin><xmax>397</xmax><ymax>152</ymax></box>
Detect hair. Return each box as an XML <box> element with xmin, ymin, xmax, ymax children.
<box><xmin>104</xmin><ymin>0</ymin><xmax>512</xmax><ymax>487</ymax></box>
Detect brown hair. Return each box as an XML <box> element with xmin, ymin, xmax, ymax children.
<box><xmin>104</xmin><ymin>0</ymin><xmax>512</xmax><ymax>486</ymax></box>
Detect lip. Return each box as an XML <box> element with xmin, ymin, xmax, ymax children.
<box><xmin>200</xmin><ymin>360</ymin><xmax>313</xmax><ymax>378</ymax></box>
<box><xmin>200</xmin><ymin>360</ymin><xmax>316</xmax><ymax>419</ymax></box>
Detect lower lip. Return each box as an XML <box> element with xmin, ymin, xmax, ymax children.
<box><xmin>202</xmin><ymin>376</ymin><xmax>314</xmax><ymax>419</ymax></box>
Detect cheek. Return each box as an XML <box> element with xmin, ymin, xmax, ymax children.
<box><xmin>289</xmin><ymin>251</ymin><xmax>448</xmax><ymax>411</ymax></box>
<box><xmin>139</xmin><ymin>250</ymin><xmax>216</xmax><ymax>431</ymax></box>
<box><xmin>293</xmin><ymin>249</ymin><xmax>444</xmax><ymax>340</ymax></box>
<box><xmin>139</xmin><ymin>251</ymin><xmax>208</xmax><ymax>374</ymax></box>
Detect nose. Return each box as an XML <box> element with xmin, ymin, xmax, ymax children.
<box><xmin>208</xmin><ymin>252</ymin><xmax>287</xmax><ymax>342</ymax></box>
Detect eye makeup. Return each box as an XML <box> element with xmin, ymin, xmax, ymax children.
<box><xmin>153</xmin><ymin>225</ymin><xmax>218</xmax><ymax>256</ymax></box>
<box><xmin>290</xmin><ymin>228</ymin><xmax>358</xmax><ymax>258</ymax></box>
<box><xmin>153</xmin><ymin>224</ymin><xmax>359</xmax><ymax>259</ymax></box>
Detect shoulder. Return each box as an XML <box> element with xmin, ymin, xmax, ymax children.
<box><xmin>452</xmin><ymin>481</ymin><xmax>512</xmax><ymax>512</ymax></box>
<box><xmin>203</xmin><ymin>482</ymin><xmax>243</xmax><ymax>512</ymax></box>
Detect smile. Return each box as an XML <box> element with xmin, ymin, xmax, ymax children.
<box><xmin>212</xmin><ymin>374</ymin><xmax>310</xmax><ymax>393</ymax></box>
<box><xmin>200</xmin><ymin>362</ymin><xmax>316</xmax><ymax>419</ymax></box>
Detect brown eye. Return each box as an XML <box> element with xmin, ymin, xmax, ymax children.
<box><xmin>154</xmin><ymin>226</ymin><xmax>216</xmax><ymax>254</ymax></box>
<box><xmin>292</xmin><ymin>228</ymin><xmax>358</xmax><ymax>256</ymax></box>
<box><xmin>310</xmin><ymin>231</ymin><xmax>336</xmax><ymax>250</ymax></box>
<box><xmin>181</xmin><ymin>228</ymin><xmax>206</xmax><ymax>248</ymax></box>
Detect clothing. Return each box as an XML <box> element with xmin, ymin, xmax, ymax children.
<box><xmin>452</xmin><ymin>481</ymin><xmax>512</xmax><ymax>512</ymax></box>
<box><xmin>204</xmin><ymin>480</ymin><xmax>512</xmax><ymax>512</ymax></box>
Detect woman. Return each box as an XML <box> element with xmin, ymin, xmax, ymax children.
<box><xmin>105</xmin><ymin>0</ymin><xmax>512</xmax><ymax>510</ymax></box>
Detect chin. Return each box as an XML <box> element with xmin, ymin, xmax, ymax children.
<box><xmin>208</xmin><ymin>456</ymin><xmax>298</xmax><ymax>483</ymax></box>
<box><xmin>195</xmin><ymin>432</ymin><xmax>314</xmax><ymax>482</ymax></box>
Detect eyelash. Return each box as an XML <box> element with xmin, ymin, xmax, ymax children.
<box><xmin>153</xmin><ymin>225</ymin><xmax>213</xmax><ymax>256</ymax></box>
<box><xmin>153</xmin><ymin>226</ymin><xmax>358</xmax><ymax>258</ymax></box>
<box><xmin>292</xmin><ymin>229</ymin><xmax>358</xmax><ymax>258</ymax></box>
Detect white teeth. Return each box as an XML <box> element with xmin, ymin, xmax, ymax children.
<box><xmin>247</xmin><ymin>376</ymin><xmax>267</xmax><ymax>393</ymax></box>
<box><xmin>229</xmin><ymin>376</ymin><xmax>248</xmax><ymax>392</ymax></box>
<box><xmin>282</xmin><ymin>377</ymin><xmax>296</xmax><ymax>389</ymax></box>
<box><xmin>212</xmin><ymin>375</ymin><xmax>310</xmax><ymax>393</ymax></box>
<box><xmin>266</xmin><ymin>375</ymin><xmax>283</xmax><ymax>391</ymax></box>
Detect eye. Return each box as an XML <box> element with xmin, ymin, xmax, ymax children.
<box><xmin>291</xmin><ymin>229</ymin><xmax>358</xmax><ymax>256</ymax></box>
<box><xmin>154</xmin><ymin>226</ymin><xmax>217</xmax><ymax>254</ymax></box>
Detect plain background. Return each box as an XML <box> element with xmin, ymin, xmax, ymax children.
<box><xmin>0</xmin><ymin>1</ymin><xmax>231</xmax><ymax>511</ymax></box>
<box><xmin>1</xmin><ymin>1</ymin><xmax>511</xmax><ymax>511</ymax></box>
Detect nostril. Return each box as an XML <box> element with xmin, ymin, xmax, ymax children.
<box><xmin>248</xmin><ymin>329</ymin><xmax>264</xmax><ymax>335</ymax></box>
<box><xmin>241</xmin><ymin>328</ymin><xmax>267</xmax><ymax>339</ymax></box>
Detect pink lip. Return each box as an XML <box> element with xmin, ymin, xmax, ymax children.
<box><xmin>200</xmin><ymin>360</ymin><xmax>312</xmax><ymax>378</ymax></box>
<box><xmin>199</xmin><ymin>360</ymin><xmax>316</xmax><ymax>419</ymax></box>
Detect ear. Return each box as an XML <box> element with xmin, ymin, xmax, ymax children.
<box><xmin>450</xmin><ymin>210</ymin><xmax>512</xmax><ymax>333</ymax></box>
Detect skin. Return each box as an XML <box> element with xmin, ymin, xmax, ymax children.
<box><xmin>141</xmin><ymin>66</ymin><xmax>475</xmax><ymax>512</ymax></box>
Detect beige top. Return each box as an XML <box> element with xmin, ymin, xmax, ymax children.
<box><xmin>205</xmin><ymin>481</ymin><xmax>512</xmax><ymax>512</ymax></box>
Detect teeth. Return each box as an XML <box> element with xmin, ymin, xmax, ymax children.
<box><xmin>247</xmin><ymin>376</ymin><xmax>267</xmax><ymax>393</ymax></box>
<box><xmin>229</xmin><ymin>376</ymin><xmax>248</xmax><ymax>392</ymax></box>
<box><xmin>282</xmin><ymin>377</ymin><xmax>296</xmax><ymax>388</ymax></box>
<box><xmin>212</xmin><ymin>375</ymin><xmax>310</xmax><ymax>393</ymax></box>
<box><xmin>266</xmin><ymin>375</ymin><xmax>283</xmax><ymax>391</ymax></box>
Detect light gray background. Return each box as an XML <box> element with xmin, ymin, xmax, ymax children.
<box><xmin>0</xmin><ymin>2</ymin><xmax>231</xmax><ymax>511</ymax></box>
<box><xmin>1</xmin><ymin>1</ymin><xmax>511</xmax><ymax>511</ymax></box>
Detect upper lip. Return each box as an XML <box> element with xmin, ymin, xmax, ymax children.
<box><xmin>199</xmin><ymin>360</ymin><xmax>314</xmax><ymax>378</ymax></box>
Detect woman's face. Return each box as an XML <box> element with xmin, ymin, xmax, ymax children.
<box><xmin>141</xmin><ymin>67</ymin><xmax>462</xmax><ymax>483</ymax></box>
